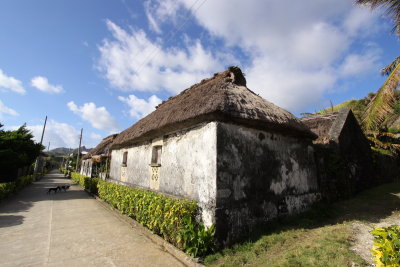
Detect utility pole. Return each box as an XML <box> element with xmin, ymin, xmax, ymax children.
<box><xmin>40</xmin><ymin>116</ymin><xmax>47</xmax><ymax>145</ymax></box>
<box><xmin>75</xmin><ymin>128</ymin><xmax>83</xmax><ymax>172</ymax></box>
<box><xmin>47</xmin><ymin>141</ymin><xmax>50</xmax><ymax>152</ymax></box>
<box><xmin>34</xmin><ymin>115</ymin><xmax>47</xmax><ymax>173</ymax></box>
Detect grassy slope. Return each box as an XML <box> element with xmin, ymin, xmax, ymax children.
<box><xmin>318</xmin><ymin>92</ymin><xmax>400</xmax><ymax>132</ymax></box>
<box><xmin>205</xmin><ymin>183</ymin><xmax>400</xmax><ymax>267</ymax></box>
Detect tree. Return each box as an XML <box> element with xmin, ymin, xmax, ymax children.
<box><xmin>356</xmin><ymin>0</ymin><xmax>400</xmax><ymax>134</ymax></box>
<box><xmin>0</xmin><ymin>124</ymin><xmax>44</xmax><ymax>182</ymax></box>
<box><xmin>356</xmin><ymin>0</ymin><xmax>400</xmax><ymax>34</ymax></box>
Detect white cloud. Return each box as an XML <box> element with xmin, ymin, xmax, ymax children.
<box><xmin>118</xmin><ymin>94</ymin><xmax>162</xmax><ymax>119</ymax></box>
<box><xmin>0</xmin><ymin>100</ymin><xmax>19</xmax><ymax>119</ymax></box>
<box><xmin>339</xmin><ymin>48</ymin><xmax>381</xmax><ymax>77</ymax></box>
<box><xmin>0</xmin><ymin>69</ymin><xmax>25</xmax><ymax>94</ymax></box>
<box><xmin>97</xmin><ymin>20</ymin><xmax>227</xmax><ymax>94</ymax></box>
<box><xmin>90</xmin><ymin>132</ymin><xmax>102</xmax><ymax>141</ymax></box>
<box><xmin>22</xmin><ymin>120</ymin><xmax>80</xmax><ymax>148</ymax></box>
<box><xmin>67</xmin><ymin>101</ymin><xmax>119</xmax><ymax>133</ymax></box>
<box><xmin>140</xmin><ymin>0</ymin><xmax>383</xmax><ymax>112</ymax></box>
<box><xmin>31</xmin><ymin>76</ymin><xmax>63</xmax><ymax>94</ymax></box>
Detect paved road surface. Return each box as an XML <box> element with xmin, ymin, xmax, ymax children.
<box><xmin>0</xmin><ymin>170</ymin><xmax>185</xmax><ymax>267</ymax></box>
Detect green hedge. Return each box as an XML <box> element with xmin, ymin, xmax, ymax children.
<box><xmin>371</xmin><ymin>225</ymin><xmax>400</xmax><ymax>266</ymax></box>
<box><xmin>0</xmin><ymin>173</ymin><xmax>41</xmax><ymax>201</ymax></box>
<box><xmin>69</xmin><ymin>172</ymin><xmax>214</xmax><ymax>257</ymax></box>
<box><xmin>69</xmin><ymin>172</ymin><xmax>99</xmax><ymax>195</ymax></box>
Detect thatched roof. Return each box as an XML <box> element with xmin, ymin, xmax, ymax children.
<box><xmin>82</xmin><ymin>134</ymin><xmax>118</xmax><ymax>160</ymax></box>
<box><xmin>300</xmin><ymin>112</ymin><xmax>338</xmax><ymax>144</ymax></box>
<box><xmin>300</xmin><ymin>109</ymin><xmax>362</xmax><ymax>145</ymax></box>
<box><xmin>112</xmin><ymin>66</ymin><xmax>316</xmax><ymax>149</ymax></box>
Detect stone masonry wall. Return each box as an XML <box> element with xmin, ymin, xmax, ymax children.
<box><xmin>215</xmin><ymin>122</ymin><xmax>319</xmax><ymax>244</ymax></box>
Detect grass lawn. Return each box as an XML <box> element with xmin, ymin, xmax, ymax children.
<box><xmin>204</xmin><ymin>183</ymin><xmax>400</xmax><ymax>267</ymax></box>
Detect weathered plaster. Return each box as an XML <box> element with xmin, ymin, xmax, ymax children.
<box><xmin>109</xmin><ymin>122</ymin><xmax>217</xmax><ymax>227</ymax></box>
<box><xmin>216</xmin><ymin>122</ymin><xmax>319</xmax><ymax>244</ymax></box>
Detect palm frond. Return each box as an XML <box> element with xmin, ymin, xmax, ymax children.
<box><xmin>381</xmin><ymin>56</ymin><xmax>400</xmax><ymax>76</ymax></box>
<box><xmin>356</xmin><ymin>0</ymin><xmax>400</xmax><ymax>35</ymax></box>
<box><xmin>362</xmin><ymin>63</ymin><xmax>400</xmax><ymax>133</ymax></box>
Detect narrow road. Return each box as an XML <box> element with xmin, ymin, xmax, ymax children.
<box><xmin>0</xmin><ymin>170</ymin><xmax>185</xmax><ymax>267</ymax></box>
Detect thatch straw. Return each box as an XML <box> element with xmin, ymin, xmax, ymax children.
<box><xmin>82</xmin><ymin>134</ymin><xmax>118</xmax><ymax>160</ymax></box>
<box><xmin>112</xmin><ymin>66</ymin><xmax>316</xmax><ymax>149</ymax></box>
<box><xmin>300</xmin><ymin>113</ymin><xmax>338</xmax><ymax>144</ymax></box>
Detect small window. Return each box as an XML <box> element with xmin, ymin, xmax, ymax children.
<box><xmin>151</xmin><ymin>146</ymin><xmax>162</xmax><ymax>165</ymax></box>
<box><xmin>122</xmin><ymin>151</ymin><xmax>128</xmax><ymax>167</ymax></box>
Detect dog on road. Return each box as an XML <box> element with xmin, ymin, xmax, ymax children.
<box><xmin>60</xmin><ymin>185</ymin><xmax>70</xmax><ymax>192</ymax></box>
<box><xmin>46</xmin><ymin>187</ymin><xmax>60</xmax><ymax>194</ymax></box>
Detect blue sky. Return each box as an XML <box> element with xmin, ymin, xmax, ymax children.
<box><xmin>0</xmin><ymin>0</ymin><xmax>398</xmax><ymax>149</ymax></box>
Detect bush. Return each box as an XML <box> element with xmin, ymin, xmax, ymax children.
<box><xmin>371</xmin><ymin>225</ymin><xmax>400</xmax><ymax>266</ymax></box>
<box><xmin>0</xmin><ymin>173</ymin><xmax>41</xmax><ymax>201</ymax></box>
<box><xmin>70</xmin><ymin>172</ymin><xmax>99</xmax><ymax>195</ymax></box>
<box><xmin>0</xmin><ymin>182</ymin><xmax>16</xmax><ymax>200</ymax></box>
<box><xmin>69</xmin><ymin>171</ymin><xmax>215</xmax><ymax>257</ymax></box>
<box><xmin>97</xmin><ymin>178</ymin><xmax>214</xmax><ymax>257</ymax></box>
<box><xmin>70</xmin><ymin>172</ymin><xmax>86</xmax><ymax>187</ymax></box>
<box><xmin>85</xmin><ymin>177</ymin><xmax>99</xmax><ymax>195</ymax></box>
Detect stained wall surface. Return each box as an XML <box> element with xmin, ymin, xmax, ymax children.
<box><xmin>109</xmin><ymin>122</ymin><xmax>217</xmax><ymax>226</ymax></box>
<box><xmin>215</xmin><ymin>122</ymin><xmax>319</xmax><ymax>244</ymax></box>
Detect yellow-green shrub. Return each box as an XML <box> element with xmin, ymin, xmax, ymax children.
<box><xmin>371</xmin><ymin>225</ymin><xmax>400</xmax><ymax>267</ymax></box>
<box><xmin>70</xmin><ymin>172</ymin><xmax>86</xmax><ymax>187</ymax></box>
<box><xmin>70</xmin><ymin>172</ymin><xmax>99</xmax><ymax>194</ymax></box>
<box><xmin>0</xmin><ymin>173</ymin><xmax>41</xmax><ymax>200</ymax></box>
<box><xmin>69</xmin><ymin>171</ymin><xmax>215</xmax><ymax>256</ymax></box>
<box><xmin>97</xmin><ymin>179</ymin><xmax>215</xmax><ymax>256</ymax></box>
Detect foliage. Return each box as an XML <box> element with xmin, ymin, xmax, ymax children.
<box><xmin>70</xmin><ymin>172</ymin><xmax>85</xmax><ymax>187</ymax></box>
<box><xmin>0</xmin><ymin>173</ymin><xmax>42</xmax><ymax>201</ymax></box>
<box><xmin>179</xmin><ymin>216</ymin><xmax>216</xmax><ymax>257</ymax></box>
<box><xmin>370</xmin><ymin>225</ymin><xmax>400</xmax><ymax>267</ymax></box>
<box><xmin>85</xmin><ymin>177</ymin><xmax>99</xmax><ymax>195</ymax></box>
<box><xmin>0</xmin><ymin>182</ymin><xmax>16</xmax><ymax>200</ymax></box>
<box><xmin>356</xmin><ymin>0</ymin><xmax>400</xmax><ymax>35</ymax></box>
<box><xmin>95</xmin><ymin>177</ymin><xmax>214</xmax><ymax>257</ymax></box>
<box><xmin>362</xmin><ymin>64</ymin><xmax>399</xmax><ymax>134</ymax></box>
<box><xmin>68</xmin><ymin>171</ymin><xmax>215</xmax><ymax>257</ymax></box>
<box><xmin>0</xmin><ymin>124</ymin><xmax>44</xmax><ymax>182</ymax></box>
<box><xmin>368</xmin><ymin>132</ymin><xmax>400</xmax><ymax>155</ymax></box>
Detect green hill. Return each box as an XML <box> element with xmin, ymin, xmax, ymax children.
<box><xmin>318</xmin><ymin>91</ymin><xmax>400</xmax><ymax>133</ymax></box>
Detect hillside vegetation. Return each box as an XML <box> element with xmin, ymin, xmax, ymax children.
<box><xmin>319</xmin><ymin>90</ymin><xmax>400</xmax><ymax>134</ymax></box>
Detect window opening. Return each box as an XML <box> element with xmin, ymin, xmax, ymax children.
<box><xmin>151</xmin><ymin>146</ymin><xmax>162</xmax><ymax>165</ymax></box>
<box><xmin>122</xmin><ymin>151</ymin><xmax>128</xmax><ymax>167</ymax></box>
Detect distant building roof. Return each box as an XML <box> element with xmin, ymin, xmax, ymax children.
<box><xmin>82</xmin><ymin>134</ymin><xmax>118</xmax><ymax>160</ymax></box>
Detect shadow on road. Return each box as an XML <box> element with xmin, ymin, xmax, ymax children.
<box><xmin>0</xmin><ymin>215</ymin><xmax>25</xmax><ymax>228</ymax></box>
<box><xmin>0</xmin><ymin>170</ymin><xmax>91</xmax><ymax>228</ymax></box>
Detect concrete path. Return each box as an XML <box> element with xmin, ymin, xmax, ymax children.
<box><xmin>0</xmin><ymin>170</ymin><xmax>185</xmax><ymax>267</ymax></box>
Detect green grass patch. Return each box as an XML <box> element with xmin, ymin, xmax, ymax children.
<box><xmin>205</xmin><ymin>183</ymin><xmax>400</xmax><ymax>266</ymax></box>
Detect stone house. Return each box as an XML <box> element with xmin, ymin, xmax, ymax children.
<box><xmin>108</xmin><ymin>67</ymin><xmax>321</xmax><ymax>244</ymax></box>
<box><xmin>80</xmin><ymin>134</ymin><xmax>118</xmax><ymax>179</ymax></box>
<box><xmin>300</xmin><ymin>109</ymin><xmax>373</xmax><ymax>200</ymax></box>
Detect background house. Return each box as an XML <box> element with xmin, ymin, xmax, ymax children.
<box><xmin>300</xmin><ymin>109</ymin><xmax>374</xmax><ymax>201</ymax></box>
<box><xmin>80</xmin><ymin>134</ymin><xmax>118</xmax><ymax>179</ymax></box>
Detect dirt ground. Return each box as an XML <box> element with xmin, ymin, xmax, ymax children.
<box><xmin>351</xmin><ymin>210</ymin><xmax>400</xmax><ymax>266</ymax></box>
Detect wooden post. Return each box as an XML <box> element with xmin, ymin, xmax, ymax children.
<box><xmin>75</xmin><ymin>128</ymin><xmax>83</xmax><ymax>172</ymax></box>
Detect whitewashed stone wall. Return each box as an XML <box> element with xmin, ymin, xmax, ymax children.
<box><xmin>109</xmin><ymin>122</ymin><xmax>218</xmax><ymax>226</ymax></box>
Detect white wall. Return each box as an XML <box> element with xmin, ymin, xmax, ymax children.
<box><xmin>109</xmin><ymin>122</ymin><xmax>218</xmax><ymax>226</ymax></box>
